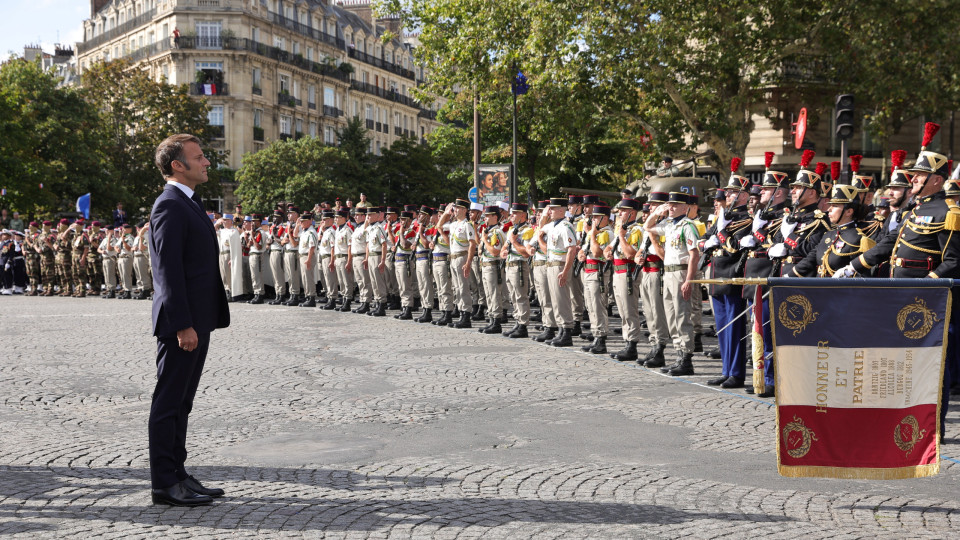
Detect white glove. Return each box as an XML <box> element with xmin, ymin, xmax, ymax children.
<box><xmin>767</xmin><ymin>243</ymin><xmax>787</xmax><ymax>258</ymax></box>
<box><xmin>702</xmin><ymin>235</ymin><xmax>721</xmax><ymax>250</ymax></box>
<box><xmin>780</xmin><ymin>218</ymin><xmax>798</xmax><ymax>239</ymax></box>
<box><xmin>716</xmin><ymin>207</ymin><xmax>730</xmax><ymax>231</ymax></box>
<box><xmin>752</xmin><ymin>213</ymin><xmax>768</xmax><ymax>232</ymax></box>
<box><xmin>739</xmin><ymin>235</ymin><xmax>757</xmax><ymax>248</ymax></box>
<box><xmin>833</xmin><ymin>265</ymin><xmax>856</xmax><ymax>278</ymax></box>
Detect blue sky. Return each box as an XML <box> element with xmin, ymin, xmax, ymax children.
<box><xmin>1</xmin><ymin>0</ymin><xmax>89</xmax><ymax>58</ymax></box>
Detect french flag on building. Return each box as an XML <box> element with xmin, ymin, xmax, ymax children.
<box><xmin>770</xmin><ymin>278</ymin><xmax>948</xmax><ymax>479</ymax></box>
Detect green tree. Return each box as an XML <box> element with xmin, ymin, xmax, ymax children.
<box><xmin>234</xmin><ymin>137</ymin><xmax>358</xmax><ymax>213</ymax></box>
<box><xmin>376</xmin><ymin>136</ymin><xmax>468</xmax><ymax>206</ymax></box>
<box><xmin>0</xmin><ymin>58</ymin><xmax>104</xmax><ymax>217</ymax></box>
<box><xmin>81</xmin><ymin>59</ymin><xmax>226</xmax><ymax>218</ymax></box>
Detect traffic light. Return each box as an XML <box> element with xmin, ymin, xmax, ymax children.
<box><xmin>835</xmin><ymin>94</ymin><xmax>854</xmax><ymax>140</ymax></box>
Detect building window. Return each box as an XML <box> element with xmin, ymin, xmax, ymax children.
<box><xmin>278</xmin><ymin>73</ymin><xmax>290</xmax><ymax>94</ymax></box>
<box><xmin>196</xmin><ymin>21</ymin><xmax>222</xmax><ymax>49</ymax></box>
<box><xmin>325</xmin><ymin>126</ymin><xmax>335</xmax><ymax>145</ymax></box>
<box><xmin>274</xmin><ymin>36</ymin><xmax>285</xmax><ymax>50</ymax></box>
<box><xmin>293</xmin><ymin>42</ymin><xmax>300</xmax><ymax>55</ymax></box>
<box><xmin>306</xmin><ymin>47</ymin><xmax>313</xmax><ymax>61</ymax></box>
<box><xmin>254</xmin><ymin>108</ymin><xmax>263</xmax><ymax>128</ymax></box>
<box><xmin>280</xmin><ymin>115</ymin><xmax>292</xmax><ymax>135</ymax></box>
<box><xmin>251</xmin><ymin>26</ymin><xmax>259</xmax><ymax>42</ymax></box>
<box><xmin>353</xmin><ymin>100</ymin><xmax>358</xmax><ymax>117</ymax></box>
<box><xmin>395</xmin><ymin>112</ymin><xmax>401</xmax><ymax>128</ymax></box>
<box><xmin>365</xmin><ymin>104</ymin><xmax>373</xmax><ymax>121</ymax></box>
<box><xmin>296</xmin><ymin>118</ymin><xmax>303</xmax><ymax>135</ymax></box>
<box><xmin>308</xmin><ymin>85</ymin><xmax>316</xmax><ymax>105</ymax></box>
<box><xmin>208</xmin><ymin>105</ymin><xmax>224</xmax><ymax>126</ymax></box>
<box><xmin>324</xmin><ymin>86</ymin><xmax>335</xmax><ymax>108</ymax></box>
<box><xmin>253</xmin><ymin>67</ymin><xmax>261</xmax><ymax>88</ymax></box>
<box><xmin>309</xmin><ymin>121</ymin><xmax>317</xmax><ymax>137</ymax></box>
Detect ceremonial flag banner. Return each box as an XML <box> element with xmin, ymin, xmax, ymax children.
<box><xmin>769</xmin><ymin>278</ymin><xmax>950</xmax><ymax>479</ymax></box>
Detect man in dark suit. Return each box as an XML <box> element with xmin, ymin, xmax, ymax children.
<box><xmin>112</xmin><ymin>203</ymin><xmax>127</xmax><ymax>229</ymax></box>
<box><xmin>148</xmin><ymin>134</ymin><xmax>230</xmax><ymax>506</ymax></box>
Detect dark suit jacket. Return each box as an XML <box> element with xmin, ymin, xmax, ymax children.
<box><xmin>150</xmin><ymin>183</ymin><xmax>229</xmax><ymax>338</ymax></box>
<box><xmin>113</xmin><ymin>209</ymin><xmax>127</xmax><ymax>228</ymax></box>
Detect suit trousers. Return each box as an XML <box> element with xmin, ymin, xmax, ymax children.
<box><xmin>102</xmin><ymin>256</ymin><xmax>118</xmax><ymax>290</ymax></box>
<box><xmin>449</xmin><ymin>254</ymin><xmax>472</xmax><ymax>311</ymax></box>
<box><xmin>335</xmin><ymin>256</ymin><xmax>354</xmax><ymax>300</ymax></box>
<box><xmin>640</xmin><ymin>271</ymin><xmax>670</xmax><ymax>345</ymax></box>
<box><xmin>480</xmin><ymin>261</ymin><xmax>504</xmax><ymax>315</ymax></box>
<box><xmin>149</xmin><ymin>331</ymin><xmax>210</xmax><ymax>489</ymax></box>
<box><xmin>416</xmin><ymin>258</ymin><xmax>435</xmax><ymax>306</ymax></box>
<box><xmin>249</xmin><ymin>253</ymin><xmax>264</xmax><ymax>294</ymax></box>
<box><xmin>432</xmin><ymin>259</ymin><xmax>453</xmax><ymax>311</ymax></box>
<box><xmin>662</xmin><ymin>270</ymin><xmax>694</xmax><ymax>353</ymax></box>
<box><xmin>299</xmin><ymin>254</ymin><xmax>316</xmax><ymax>297</ymax></box>
<box><xmin>583</xmin><ymin>270</ymin><xmax>609</xmax><ymax>336</ymax></box>
<box><xmin>118</xmin><ymin>255</ymin><xmax>134</xmax><ymax>292</ymax></box>
<box><xmin>613</xmin><ymin>271</ymin><xmax>641</xmax><ymax>342</ymax></box>
<box><xmin>505</xmin><ymin>262</ymin><xmax>531</xmax><ymax>325</ymax></box>
<box><xmin>712</xmin><ymin>294</ymin><xmax>747</xmax><ymax>380</ymax></box>
<box><xmin>546</xmin><ymin>264</ymin><xmax>573</xmax><ymax>329</ymax></box>
<box><xmin>366</xmin><ymin>254</ymin><xmax>387</xmax><ymax>302</ymax></box>
<box><xmin>283</xmin><ymin>251</ymin><xmax>301</xmax><ymax>295</ymax></box>
<box><xmin>269</xmin><ymin>250</ymin><xmax>286</xmax><ymax>296</ymax></box>
<box><xmin>532</xmin><ymin>263</ymin><xmax>555</xmax><ymax>328</ymax></box>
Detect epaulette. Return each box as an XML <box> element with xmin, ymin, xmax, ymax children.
<box><xmin>946</xmin><ymin>201</ymin><xmax>960</xmax><ymax>231</ymax></box>
<box><xmin>813</xmin><ymin>209</ymin><xmax>825</xmax><ymax>219</ymax></box>
<box><xmin>520</xmin><ymin>227</ymin><xmax>536</xmax><ymax>241</ymax></box>
<box><xmin>859</xmin><ymin>235</ymin><xmax>876</xmax><ymax>253</ymax></box>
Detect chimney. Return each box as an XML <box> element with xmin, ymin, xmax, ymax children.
<box><xmin>91</xmin><ymin>0</ymin><xmax>110</xmax><ymax>17</ymax></box>
<box><xmin>338</xmin><ymin>1</ymin><xmax>374</xmax><ymax>28</ymax></box>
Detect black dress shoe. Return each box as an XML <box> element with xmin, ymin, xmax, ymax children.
<box><xmin>183</xmin><ymin>475</ymin><xmax>225</xmax><ymax>498</ymax></box>
<box><xmin>720</xmin><ymin>376</ymin><xmax>745</xmax><ymax>389</ymax></box>
<box><xmin>151</xmin><ymin>481</ymin><xmax>213</xmax><ymax>506</ymax></box>
<box><xmin>757</xmin><ymin>387</ymin><xmax>776</xmax><ymax>398</ymax></box>
<box><xmin>744</xmin><ymin>385</ymin><xmax>755</xmax><ymax>394</ymax></box>
<box><xmin>706</xmin><ymin>376</ymin><xmax>727</xmax><ymax>386</ymax></box>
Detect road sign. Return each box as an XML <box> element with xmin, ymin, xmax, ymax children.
<box><xmin>468</xmin><ymin>186</ymin><xmax>479</xmax><ymax>203</ymax></box>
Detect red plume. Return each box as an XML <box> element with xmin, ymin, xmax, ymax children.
<box><xmin>891</xmin><ymin>149</ymin><xmax>906</xmax><ymax>169</ymax></box>
<box><xmin>849</xmin><ymin>154</ymin><xmax>863</xmax><ymax>174</ymax></box>
<box><xmin>814</xmin><ymin>162</ymin><xmax>827</xmax><ymax>177</ymax></box>
<box><xmin>799</xmin><ymin>149</ymin><xmax>815</xmax><ymax>169</ymax></box>
<box><xmin>764</xmin><ymin>152</ymin><xmax>775</xmax><ymax>169</ymax></box>
<box><xmin>830</xmin><ymin>161</ymin><xmax>841</xmax><ymax>180</ymax></box>
<box><xmin>922</xmin><ymin>122</ymin><xmax>941</xmax><ymax>148</ymax></box>
<box><xmin>730</xmin><ymin>157</ymin><xmax>742</xmax><ymax>174</ymax></box>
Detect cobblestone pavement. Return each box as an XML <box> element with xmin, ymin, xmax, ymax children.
<box><xmin>2</xmin><ymin>296</ymin><xmax>959</xmax><ymax>539</ymax></box>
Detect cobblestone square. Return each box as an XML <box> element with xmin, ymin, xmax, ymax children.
<box><xmin>1</xmin><ymin>296</ymin><xmax>958</xmax><ymax>538</ymax></box>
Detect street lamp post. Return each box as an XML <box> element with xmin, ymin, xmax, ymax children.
<box><xmin>511</xmin><ymin>70</ymin><xmax>529</xmax><ymax>205</ymax></box>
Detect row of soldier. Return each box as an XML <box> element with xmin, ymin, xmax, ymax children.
<box><xmin>3</xmin><ymin>219</ymin><xmax>154</xmax><ymax>299</ymax></box>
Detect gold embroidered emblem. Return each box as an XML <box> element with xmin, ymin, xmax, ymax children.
<box><xmin>782</xmin><ymin>415</ymin><xmax>818</xmax><ymax>458</ymax></box>
<box><xmin>893</xmin><ymin>415</ymin><xmax>927</xmax><ymax>456</ymax></box>
<box><xmin>777</xmin><ymin>294</ymin><xmax>819</xmax><ymax>336</ymax></box>
<box><xmin>896</xmin><ymin>297</ymin><xmax>938</xmax><ymax>339</ymax></box>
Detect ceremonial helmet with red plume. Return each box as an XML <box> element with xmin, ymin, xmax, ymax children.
<box><xmin>849</xmin><ymin>154</ymin><xmax>873</xmax><ymax>193</ymax></box>
<box><xmin>791</xmin><ymin>150</ymin><xmax>823</xmax><ymax>195</ymax></box>
<box><xmin>725</xmin><ymin>157</ymin><xmax>750</xmax><ymax>191</ymax></box>
<box><xmin>908</xmin><ymin>122</ymin><xmax>951</xmax><ymax>177</ymax></box>
<box><xmin>888</xmin><ymin>149</ymin><xmax>913</xmax><ymax>187</ymax></box>
<box><xmin>762</xmin><ymin>151</ymin><xmax>789</xmax><ymax>188</ymax></box>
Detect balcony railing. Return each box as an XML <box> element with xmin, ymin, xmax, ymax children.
<box><xmin>77</xmin><ymin>8</ymin><xmax>157</xmax><ymax>53</ymax></box>
<box><xmin>365</xmin><ymin>119</ymin><xmax>375</xmax><ymax>129</ymax></box>
<box><xmin>208</xmin><ymin>125</ymin><xmax>225</xmax><ymax>138</ymax></box>
<box><xmin>350</xmin><ymin>80</ymin><xmax>419</xmax><ymax>108</ymax></box>
<box><xmin>253</xmin><ymin>126</ymin><xmax>264</xmax><ymax>141</ymax></box>
<box><xmin>308</xmin><ymin>102</ymin><xmax>316</xmax><ymax>110</ymax></box>
<box><xmin>394</xmin><ymin>126</ymin><xmax>403</xmax><ymax>136</ymax></box>
<box><xmin>323</xmin><ymin>106</ymin><xmax>342</xmax><ymax>118</ymax></box>
<box><xmin>252</xmin><ymin>86</ymin><xmax>262</xmax><ymax>95</ymax></box>
<box><xmin>176</xmin><ymin>37</ymin><xmax>351</xmax><ymax>83</ymax></box>
<box><xmin>278</xmin><ymin>93</ymin><xmax>301</xmax><ymax>107</ymax></box>
<box><xmin>190</xmin><ymin>82</ymin><xmax>229</xmax><ymax>96</ymax></box>
<box><xmin>347</xmin><ymin>47</ymin><xmax>415</xmax><ymax>81</ymax></box>
<box><xmin>376</xmin><ymin>122</ymin><xmax>383</xmax><ymax>132</ymax></box>
<box><xmin>279</xmin><ymin>133</ymin><xmax>292</xmax><ymax>141</ymax></box>
<box><xmin>124</xmin><ymin>39</ymin><xmax>173</xmax><ymax>63</ymax></box>
<box><xmin>418</xmin><ymin>109</ymin><xmax>437</xmax><ymax>121</ymax></box>
<box><xmin>267</xmin><ymin>11</ymin><xmax>345</xmax><ymax>50</ymax></box>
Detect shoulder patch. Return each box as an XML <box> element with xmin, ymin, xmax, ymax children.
<box><xmin>946</xmin><ymin>207</ymin><xmax>960</xmax><ymax>232</ymax></box>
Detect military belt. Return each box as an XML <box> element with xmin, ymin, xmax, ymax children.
<box><xmin>481</xmin><ymin>260</ymin><xmax>502</xmax><ymax>267</ymax></box>
<box><xmin>584</xmin><ymin>263</ymin><xmax>600</xmax><ymax>273</ymax></box>
<box><xmin>506</xmin><ymin>261</ymin><xmax>527</xmax><ymax>268</ymax></box>
<box><xmin>416</xmin><ymin>255</ymin><xmax>431</xmax><ymax>261</ymax></box>
<box><xmin>532</xmin><ymin>260</ymin><xmax>546</xmax><ymax>267</ymax></box>
<box><xmin>784</xmin><ymin>256</ymin><xmax>798</xmax><ymax>264</ymax></box>
<box><xmin>335</xmin><ymin>254</ymin><xmax>348</xmax><ymax>258</ymax></box>
<box><xmin>416</xmin><ymin>250</ymin><xmax>430</xmax><ymax>256</ymax></box>
<box><xmin>320</xmin><ymin>254</ymin><xmax>332</xmax><ymax>259</ymax></box>
<box><xmin>663</xmin><ymin>264</ymin><xmax>688</xmax><ymax>273</ymax></box>
<box><xmin>892</xmin><ymin>256</ymin><xmax>936</xmax><ymax>270</ymax></box>
<box><xmin>369</xmin><ymin>251</ymin><xmax>382</xmax><ymax>256</ymax></box>
<box><xmin>546</xmin><ymin>261</ymin><xmax>565</xmax><ymax>267</ymax></box>
<box><xmin>450</xmin><ymin>252</ymin><xmax>467</xmax><ymax>260</ymax></box>
<box><xmin>613</xmin><ymin>264</ymin><xmax>631</xmax><ymax>273</ymax></box>
<box><xmin>748</xmin><ymin>251</ymin><xmax>768</xmax><ymax>259</ymax></box>
<box><xmin>432</xmin><ymin>253</ymin><xmax>449</xmax><ymax>261</ymax></box>
<box><xmin>395</xmin><ymin>253</ymin><xmax>411</xmax><ymax>261</ymax></box>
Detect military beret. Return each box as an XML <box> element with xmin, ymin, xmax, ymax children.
<box><xmin>91</xmin><ymin>221</ymin><xmax>101</xmax><ymax>227</ymax></box>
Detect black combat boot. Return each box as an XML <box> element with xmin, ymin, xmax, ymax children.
<box><xmin>353</xmin><ymin>301</ymin><xmax>370</xmax><ymax>314</ymax></box>
<box><xmin>477</xmin><ymin>317</ymin><xmax>494</xmax><ymax>334</ymax></box>
<box><xmin>482</xmin><ymin>317</ymin><xmax>502</xmax><ymax>335</ymax></box>
<box><xmin>414</xmin><ymin>308</ymin><xmax>433</xmax><ymax>323</ymax></box>
<box><xmin>321</xmin><ymin>297</ymin><xmax>337</xmax><ymax>310</ymax></box>
<box><xmin>641</xmin><ymin>343</ymin><xmax>666</xmax><ymax>368</ymax></box>
<box><xmin>298</xmin><ymin>296</ymin><xmax>316</xmax><ymax>308</ymax></box>
<box><xmin>661</xmin><ymin>352</ymin><xmax>683</xmax><ymax>373</ymax></box>
<box><xmin>610</xmin><ymin>341</ymin><xmax>638</xmax><ymax>361</ymax></box>
<box><xmin>471</xmin><ymin>304</ymin><xmax>486</xmax><ymax>321</ymax></box>
<box><xmin>533</xmin><ymin>326</ymin><xmax>557</xmax><ymax>343</ymax></box>
<box><xmin>452</xmin><ymin>311</ymin><xmax>472</xmax><ymax>328</ymax></box>
<box><xmin>693</xmin><ymin>333</ymin><xmax>704</xmax><ymax>353</ymax></box>
<box><xmin>451</xmin><ymin>307</ymin><xmax>461</xmax><ymax>318</ymax></box>
<box><xmin>283</xmin><ymin>294</ymin><xmax>299</xmax><ymax>306</ymax></box>
<box><xmin>389</xmin><ymin>294</ymin><xmax>402</xmax><ymax>310</ymax></box>
<box><xmin>570</xmin><ymin>321</ymin><xmax>582</xmax><ymax>337</ymax></box>
<box><xmin>502</xmin><ymin>322</ymin><xmax>519</xmax><ymax>336</ymax></box>
<box><xmin>582</xmin><ymin>336</ymin><xmax>607</xmax><ymax>354</ymax></box>
<box><xmin>397</xmin><ymin>306</ymin><xmax>413</xmax><ymax>320</ymax></box>
<box><xmin>549</xmin><ymin>327</ymin><xmax>573</xmax><ymax>347</ymax></box>
<box><xmin>338</xmin><ymin>299</ymin><xmax>352</xmax><ymax>312</ymax></box>
<box><xmin>433</xmin><ymin>310</ymin><xmax>452</xmax><ymax>326</ymax></box>
<box><xmin>498</xmin><ymin>310</ymin><xmax>508</xmax><ymax>324</ymax></box>
<box><xmin>370</xmin><ymin>302</ymin><xmax>387</xmax><ymax>317</ymax></box>
<box><xmin>668</xmin><ymin>352</ymin><xmax>695</xmax><ymax>376</ymax></box>
<box><xmin>268</xmin><ymin>293</ymin><xmax>286</xmax><ymax>305</ymax></box>
<box><xmin>248</xmin><ymin>294</ymin><xmax>264</xmax><ymax>305</ymax></box>
<box><xmin>508</xmin><ymin>324</ymin><xmax>528</xmax><ymax>338</ymax></box>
